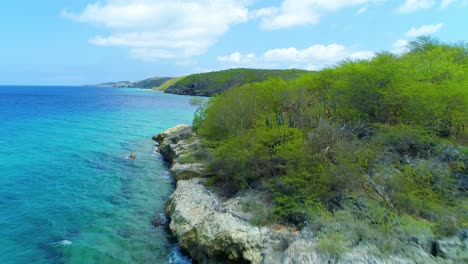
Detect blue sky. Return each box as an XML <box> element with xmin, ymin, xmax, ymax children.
<box><xmin>0</xmin><ymin>0</ymin><xmax>466</xmax><ymax>85</ymax></box>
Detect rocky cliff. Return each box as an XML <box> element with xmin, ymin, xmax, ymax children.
<box><xmin>153</xmin><ymin>125</ymin><xmax>467</xmax><ymax>264</ymax></box>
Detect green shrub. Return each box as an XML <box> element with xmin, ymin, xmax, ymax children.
<box><xmin>385</xmin><ymin>161</ymin><xmax>456</xmax><ymax>218</ymax></box>
<box><xmin>177</xmin><ymin>154</ymin><xmax>199</xmax><ymax>164</ymax></box>
<box><xmin>376</xmin><ymin>124</ymin><xmax>441</xmax><ymax>158</ymax></box>
<box><xmin>317</xmin><ymin>232</ymin><xmax>349</xmax><ymax>258</ymax></box>
<box><xmin>242</xmin><ymin>198</ymin><xmax>274</xmax><ymax>226</ymax></box>
<box><xmin>192</xmin><ymin>38</ymin><xmax>468</xmax><ymax>248</ymax></box>
<box><xmin>398</xmin><ymin>214</ymin><xmax>434</xmax><ymax>239</ymax></box>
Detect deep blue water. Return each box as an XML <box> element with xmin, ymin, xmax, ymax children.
<box><xmin>0</xmin><ymin>86</ymin><xmax>196</xmax><ymax>263</ymax></box>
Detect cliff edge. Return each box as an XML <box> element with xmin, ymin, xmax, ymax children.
<box><xmin>153</xmin><ymin>125</ymin><xmax>467</xmax><ymax>264</ymax></box>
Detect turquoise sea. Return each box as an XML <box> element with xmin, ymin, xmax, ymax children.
<box><xmin>0</xmin><ymin>86</ymin><xmax>196</xmax><ymax>263</ymax></box>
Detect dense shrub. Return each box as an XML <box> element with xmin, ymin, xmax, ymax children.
<box><xmin>192</xmin><ymin>37</ymin><xmax>468</xmax><ymax>247</ymax></box>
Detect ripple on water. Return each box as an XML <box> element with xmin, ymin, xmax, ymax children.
<box><xmin>0</xmin><ymin>86</ymin><xmax>197</xmax><ymax>263</ymax></box>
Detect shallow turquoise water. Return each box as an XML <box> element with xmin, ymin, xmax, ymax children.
<box><xmin>0</xmin><ymin>86</ymin><xmax>195</xmax><ymax>263</ymax></box>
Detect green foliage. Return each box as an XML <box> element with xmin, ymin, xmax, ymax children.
<box><xmin>207</xmin><ymin>126</ymin><xmax>307</xmax><ymax>194</ymax></box>
<box><xmin>386</xmin><ymin>161</ymin><xmax>456</xmax><ymax>217</ymax></box>
<box><xmin>152</xmin><ymin>76</ymin><xmax>187</xmax><ymax>91</ymax></box>
<box><xmin>165</xmin><ymin>68</ymin><xmax>309</xmax><ymax>96</ymax></box>
<box><xmin>398</xmin><ymin>214</ymin><xmax>434</xmax><ymax>240</ymax></box>
<box><xmin>192</xmin><ymin>38</ymin><xmax>468</xmax><ymax>249</ymax></box>
<box><xmin>132</xmin><ymin>77</ymin><xmax>173</xmax><ymax>89</ymax></box>
<box><xmin>95</xmin><ymin>77</ymin><xmax>172</xmax><ymax>89</ymax></box>
<box><xmin>376</xmin><ymin>124</ymin><xmax>441</xmax><ymax>158</ymax></box>
<box><xmin>189</xmin><ymin>97</ymin><xmax>205</xmax><ymax>108</ymax></box>
<box><xmin>317</xmin><ymin>231</ymin><xmax>349</xmax><ymax>258</ymax></box>
<box><xmin>460</xmin><ymin>147</ymin><xmax>468</xmax><ymax>155</ymax></box>
<box><xmin>177</xmin><ymin>154</ymin><xmax>199</xmax><ymax>164</ymax></box>
<box><xmin>190</xmin><ymin>97</ymin><xmax>208</xmax><ymax>132</ymax></box>
<box><xmin>242</xmin><ymin>197</ymin><xmax>274</xmax><ymax>226</ymax></box>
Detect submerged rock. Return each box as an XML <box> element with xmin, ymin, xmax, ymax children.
<box><xmin>151</xmin><ymin>213</ymin><xmax>168</xmax><ymax>228</ymax></box>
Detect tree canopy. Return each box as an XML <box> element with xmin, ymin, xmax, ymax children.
<box><xmin>191</xmin><ymin>37</ymin><xmax>468</xmax><ymax>255</ymax></box>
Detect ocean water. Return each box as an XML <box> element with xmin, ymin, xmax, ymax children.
<box><xmin>0</xmin><ymin>86</ymin><xmax>196</xmax><ymax>263</ymax></box>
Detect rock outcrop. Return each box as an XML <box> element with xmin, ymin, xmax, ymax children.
<box><xmin>153</xmin><ymin>124</ymin><xmax>194</xmax><ymax>165</ymax></box>
<box><xmin>164</xmin><ymin>178</ymin><xmax>443</xmax><ymax>264</ymax></box>
<box><xmin>153</xmin><ymin>124</ymin><xmax>205</xmax><ymax>180</ymax></box>
<box><xmin>154</xmin><ymin>125</ymin><xmax>293</xmax><ymax>263</ymax></box>
<box><xmin>153</xmin><ymin>125</ymin><xmax>467</xmax><ymax>264</ymax></box>
<box><xmin>166</xmin><ymin>178</ymin><xmax>295</xmax><ymax>263</ymax></box>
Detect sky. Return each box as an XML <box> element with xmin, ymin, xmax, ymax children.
<box><xmin>0</xmin><ymin>0</ymin><xmax>466</xmax><ymax>85</ymax></box>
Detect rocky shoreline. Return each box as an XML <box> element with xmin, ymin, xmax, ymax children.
<box><xmin>153</xmin><ymin>125</ymin><xmax>467</xmax><ymax>264</ymax></box>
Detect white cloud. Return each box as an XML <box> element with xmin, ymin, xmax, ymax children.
<box><xmin>256</xmin><ymin>0</ymin><xmax>374</xmax><ymax>30</ymax></box>
<box><xmin>250</xmin><ymin>7</ymin><xmax>278</xmax><ymax>19</ymax></box>
<box><xmin>264</xmin><ymin>44</ymin><xmax>348</xmax><ymax>62</ymax></box>
<box><xmin>63</xmin><ymin>0</ymin><xmax>249</xmax><ymax>60</ymax></box>
<box><xmin>349</xmin><ymin>51</ymin><xmax>375</xmax><ymax>59</ymax></box>
<box><xmin>217</xmin><ymin>52</ymin><xmax>256</xmax><ymax>63</ymax></box>
<box><xmin>440</xmin><ymin>0</ymin><xmax>456</xmax><ymax>8</ymax></box>
<box><xmin>392</xmin><ymin>39</ymin><xmax>409</xmax><ymax>54</ymax></box>
<box><xmin>393</xmin><ymin>39</ymin><xmax>409</xmax><ymax>48</ymax></box>
<box><xmin>218</xmin><ymin>44</ymin><xmax>375</xmax><ymax>69</ymax></box>
<box><xmin>356</xmin><ymin>6</ymin><xmax>368</xmax><ymax>14</ymax></box>
<box><xmin>397</xmin><ymin>0</ymin><xmax>435</xmax><ymax>13</ymax></box>
<box><xmin>397</xmin><ymin>0</ymin><xmax>462</xmax><ymax>10</ymax></box>
<box><xmin>405</xmin><ymin>23</ymin><xmax>443</xmax><ymax>37</ymax></box>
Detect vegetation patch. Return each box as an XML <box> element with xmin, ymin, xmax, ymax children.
<box><xmin>164</xmin><ymin>68</ymin><xmax>309</xmax><ymax>96</ymax></box>
<box><xmin>189</xmin><ymin>37</ymin><xmax>468</xmax><ymax>260</ymax></box>
<box><xmin>153</xmin><ymin>76</ymin><xmax>187</xmax><ymax>91</ymax></box>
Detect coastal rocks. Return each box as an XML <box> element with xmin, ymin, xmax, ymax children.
<box><xmin>152</xmin><ymin>124</ymin><xmax>193</xmax><ymax>145</ymax></box>
<box><xmin>170</xmin><ymin>162</ymin><xmax>205</xmax><ymax>181</ymax></box>
<box><xmin>165</xmin><ymin>178</ymin><xmax>433</xmax><ymax>264</ymax></box>
<box><xmin>155</xmin><ymin>125</ymin><xmax>465</xmax><ymax>264</ymax></box>
<box><xmin>280</xmin><ymin>239</ymin><xmax>434</xmax><ymax>264</ymax></box>
<box><xmin>153</xmin><ymin>125</ymin><xmax>206</xmax><ymax>181</ymax></box>
<box><xmin>152</xmin><ymin>124</ymin><xmax>195</xmax><ymax>164</ymax></box>
<box><xmin>431</xmin><ymin>232</ymin><xmax>468</xmax><ymax>260</ymax></box>
<box><xmin>151</xmin><ymin>213</ymin><xmax>168</xmax><ymax>228</ymax></box>
<box><xmin>165</xmin><ymin>178</ymin><xmax>295</xmax><ymax>264</ymax></box>
<box><xmin>154</xmin><ymin>125</ymin><xmax>293</xmax><ymax>263</ymax></box>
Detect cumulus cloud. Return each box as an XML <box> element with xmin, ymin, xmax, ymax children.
<box><xmin>356</xmin><ymin>6</ymin><xmax>368</xmax><ymax>14</ymax></box>
<box><xmin>440</xmin><ymin>0</ymin><xmax>457</xmax><ymax>8</ymax></box>
<box><xmin>264</xmin><ymin>44</ymin><xmax>347</xmax><ymax>62</ymax></box>
<box><xmin>397</xmin><ymin>0</ymin><xmax>435</xmax><ymax>13</ymax></box>
<box><xmin>256</xmin><ymin>0</ymin><xmax>374</xmax><ymax>30</ymax></box>
<box><xmin>349</xmin><ymin>51</ymin><xmax>375</xmax><ymax>59</ymax></box>
<box><xmin>63</xmin><ymin>0</ymin><xmax>249</xmax><ymax>60</ymax></box>
<box><xmin>405</xmin><ymin>23</ymin><xmax>443</xmax><ymax>37</ymax></box>
<box><xmin>397</xmin><ymin>0</ymin><xmax>463</xmax><ymax>11</ymax></box>
<box><xmin>263</xmin><ymin>44</ymin><xmax>375</xmax><ymax>62</ymax></box>
<box><xmin>217</xmin><ymin>52</ymin><xmax>256</xmax><ymax>63</ymax></box>
<box><xmin>392</xmin><ymin>39</ymin><xmax>409</xmax><ymax>54</ymax></box>
<box><xmin>218</xmin><ymin>44</ymin><xmax>375</xmax><ymax>69</ymax></box>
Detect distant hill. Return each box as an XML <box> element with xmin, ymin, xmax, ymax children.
<box><xmin>153</xmin><ymin>76</ymin><xmax>187</xmax><ymax>91</ymax></box>
<box><xmin>92</xmin><ymin>69</ymin><xmax>309</xmax><ymax>95</ymax></box>
<box><xmin>133</xmin><ymin>77</ymin><xmax>173</xmax><ymax>89</ymax></box>
<box><xmin>163</xmin><ymin>68</ymin><xmax>309</xmax><ymax>96</ymax></box>
<box><xmin>93</xmin><ymin>77</ymin><xmax>172</xmax><ymax>89</ymax></box>
<box><xmin>92</xmin><ymin>81</ymin><xmax>133</xmax><ymax>88</ymax></box>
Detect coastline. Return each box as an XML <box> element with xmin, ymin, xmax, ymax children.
<box><xmin>152</xmin><ymin>125</ymin><xmax>292</xmax><ymax>263</ymax></box>
<box><xmin>153</xmin><ymin>125</ymin><xmax>468</xmax><ymax>264</ymax></box>
<box><xmin>0</xmin><ymin>86</ymin><xmax>198</xmax><ymax>263</ymax></box>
